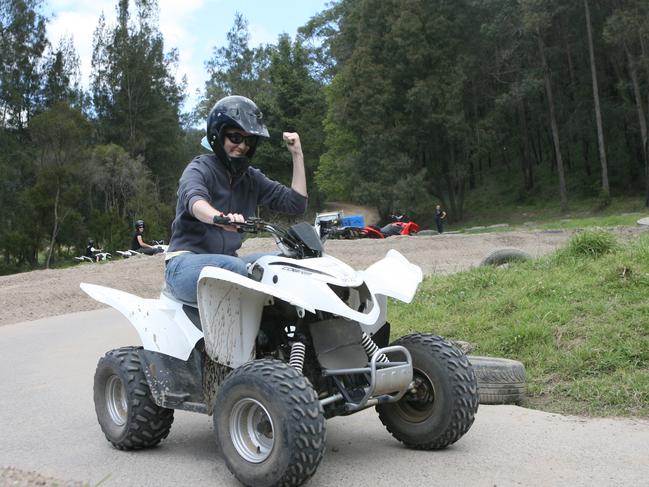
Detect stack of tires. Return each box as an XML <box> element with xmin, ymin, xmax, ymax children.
<box><xmin>470</xmin><ymin>248</ymin><xmax>530</xmax><ymax>405</ymax></box>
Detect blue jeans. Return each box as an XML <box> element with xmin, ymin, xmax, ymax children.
<box><xmin>164</xmin><ymin>252</ymin><xmax>268</xmax><ymax>304</ymax></box>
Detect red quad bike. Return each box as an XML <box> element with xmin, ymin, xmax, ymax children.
<box><xmin>362</xmin><ymin>215</ymin><xmax>420</xmax><ymax>239</ymax></box>
<box><xmin>359</xmin><ymin>225</ymin><xmax>385</xmax><ymax>238</ymax></box>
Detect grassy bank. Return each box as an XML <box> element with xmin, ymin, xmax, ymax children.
<box><xmin>389</xmin><ymin>229</ymin><xmax>649</xmax><ymax>417</ymax></box>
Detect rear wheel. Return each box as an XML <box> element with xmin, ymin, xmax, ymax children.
<box><xmin>94</xmin><ymin>347</ymin><xmax>174</xmax><ymax>450</ymax></box>
<box><xmin>377</xmin><ymin>334</ymin><xmax>479</xmax><ymax>450</ymax></box>
<box><xmin>214</xmin><ymin>359</ymin><xmax>326</xmax><ymax>487</ymax></box>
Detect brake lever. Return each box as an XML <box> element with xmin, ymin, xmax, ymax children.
<box><xmin>212</xmin><ymin>215</ymin><xmax>260</xmax><ymax>233</ymax></box>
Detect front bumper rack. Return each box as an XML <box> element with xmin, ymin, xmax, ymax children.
<box><xmin>319</xmin><ymin>345</ymin><xmax>413</xmax><ymax>413</ymax></box>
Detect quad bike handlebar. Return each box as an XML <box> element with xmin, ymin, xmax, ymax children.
<box><xmin>213</xmin><ymin>215</ymin><xmax>283</xmax><ymax>235</ymax></box>
<box><xmin>212</xmin><ymin>216</ymin><xmax>323</xmax><ymax>258</ymax></box>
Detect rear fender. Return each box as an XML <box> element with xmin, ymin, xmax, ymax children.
<box><xmin>79</xmin><ymin>283</ymin><xmax>203</xmax><ymax>361</ymax></box>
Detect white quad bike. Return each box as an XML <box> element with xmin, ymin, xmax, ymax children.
<box><xmin>81</xmin><ymin>218</ymin><xmax>479</xmax><ymax>487</ymax></box>
<box><xmin>75</xmin><ymin>252</ymin><xmax>111</xmax><ymax>263</ymax></box>
<box><xmin>116</xmin><ymin>240</ymin><xmax>168</xmax><ymax>258</ymax></box>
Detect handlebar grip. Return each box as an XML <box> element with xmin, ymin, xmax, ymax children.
<box><xmin>212</xmin><ymin>215</ymin><xmax>232</xmax><ymax>226</ymax></box>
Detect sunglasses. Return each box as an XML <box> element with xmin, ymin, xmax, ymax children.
<box><xmin>224</xmin><ymin>132</ymin><xmax>258</xmax><ymax>147</ymax></box>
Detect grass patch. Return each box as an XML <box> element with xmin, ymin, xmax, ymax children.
<box><xmin>451</xmin><ymin>178</ymin><xmax>648</xmax><ymax>232</ymax></box>
<box><xmin>389</xmin><ymin>231</ymin><xmax>649</xmax><ymax>417</ymax></box>
<box><xmin>562</xmin><ymin>228</ymin><xmax>619</xmax><ymax>258</ymax></box>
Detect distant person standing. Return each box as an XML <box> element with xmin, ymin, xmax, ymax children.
<box><xmin>435</xmin><ymin>205</ymin><xmax>447</xmax><ymax>234</ymax></box>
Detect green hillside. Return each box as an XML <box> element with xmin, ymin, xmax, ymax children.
<box><xmin>390</xmin><ymin>229</ymin><xmax>649</xmax><ymax>417</ymax></box>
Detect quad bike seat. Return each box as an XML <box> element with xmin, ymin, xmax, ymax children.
<box><xmin>160</xmin><ymin>285</ymin><xmax>202</xmax><ymax>330</ymax></box>
<box><xmin>161</xmin><ymin>284</ymin><xmax>197</xmax><ymax>307</ymax></box>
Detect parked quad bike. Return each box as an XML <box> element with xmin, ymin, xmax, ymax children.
<box><xmin>354</xmin><ymin>215</ymin><xmax>421</xmax><ymax>239</ymax></box>
<box><xmin>313</xmin><ymin>211</ymin><xmax>368</xmax><ymax>240</ymax></box>
<box><xmin>81</xmin><ymin>217</ymin><xmax>479</xmax><ymax>487</ymax></box>
<box><xmin>320</xmin><ymin>214</ymin><xmax>421</xmax><ymax>240</ymax></box>
<box><xmin>115</xmin><ymin>240</ymin><xmax>168</xmax><ymax>258</ymax></box>
<box><xmin>378</xmin><ymin>214</ymin><xmax>420</xmax><ymax>237</ymax></box>
<box><xmin>75</xmin><ymin>251</ymin><xmax>111</xmax><ymax>263</ymax></box>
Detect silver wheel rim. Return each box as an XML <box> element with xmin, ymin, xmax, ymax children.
<box><xmin>105</xmin><ymin>375</ymin><xmax>128</xmax><ymax>426</ymax></box>
<box><xmin>229</xmin><ymin>398</ymin><xmax>274</xmax><ymax>463</ymax></box>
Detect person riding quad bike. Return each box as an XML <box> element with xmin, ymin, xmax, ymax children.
<box><xmin>164</xmin><ymin>95</ymin><xmax>307</xmax><ymax>304</ymax></box>
<box><xmin>131</xmin><ymin>220</ymin><xmax>164</xmax><ymax>255</ymax></box>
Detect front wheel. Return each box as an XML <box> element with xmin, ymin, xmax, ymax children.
<box><xmin>94</xmin><ymin>347</ymin><xmax>174</xmax><ymax>450</ymax></box>
<box><xmin>376</xmin><ymin>333</ymin><xmax>479</xmax><ymax>450</ymax></box>
<box><xmin>213</xmin><ymin>359</ymin><xmax>326</xmax><ymax>487</ymax></box>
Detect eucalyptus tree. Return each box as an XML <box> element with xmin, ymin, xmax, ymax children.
<box><xmin>258</xmin><ymin>34</ymin><xmax>327</xmax><ymax>207</ymax></box>
<box><xmin>198</xmin><ymin>15</ymin><xmax>327</xmax><ymax>212</ymax></box>
<box><xmin>584</xmin><ymin>0</ymin><xmax>609</xmax><ymax>197</ymax></box>
<box><xmin>42</xmin><ymin>35</ymin><xmax>83</xmax><ymax>108</ymax></box>
<box><xmin>473</xmin><ymin>0</ymin><xmax>541</xmax><ymax>192</ymax></box>
<box><xmin>90</xmin><ymin>0</ymin><xmax>185</xmax><ymax>196</ymax></box>
<box><xmin>0</xmin><ymin>128</ymin><xmax>29</xmax><ymax>270</ymax></box>
<box><xmin>605</xmin><ymin>1</ymin><xmax>649</xmax><ymax>205</ymax></box>
<box><xmin>298</xmin><ymin>1</ymin><xmax>347</xmax><ymax>83</ymax></box>
<box><xmin>315</xmin><ymin>0</ymin><xmax>488</xmax><ymax>222</ymax></box>
<box><xmin>520</xmin><ymin>0</ymin><xmax>569</xmax><ymax>211</ymax></box>
<box><xmin>198</xmin><ymin>13</ymin><xmax>272</xmax><ymax>121</ymax></box>
<box><xmin>29</xmin><ymin>103</ymin><xmax>92</xmax><ymax>268</ymax></box>
<box><xmin>87</xmin><ymin>143</ymin><xmax>162</xmax><ymax>249</ymax></box>
<box><xmin>0</xmin><ymin>0</ymin><xmax>47</xmax><ymax>129</ymax></box>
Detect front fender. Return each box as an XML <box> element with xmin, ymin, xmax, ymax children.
<box><xmin>360</xmin><ymin>249</ymin><xmax>423</xmax><ymax>303</ymax></box>
<box><xmin>197</xmin><ymin>268</ymin><xmax>273</xmax><ymax>369</ymax></box>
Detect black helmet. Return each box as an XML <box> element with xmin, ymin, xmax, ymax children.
<box><xmin>135</xmin><ymin>220</ymin><xmax>144</xmax><ymax>229</ymax></box>
<box><xmin>87</xmin><ymin>239</ymin><xmax>94</xmax><ymax>246</ymax></box>
<box><xmin>206</xmin><ymin>95</ymin><xmax>269</xmax><ymax>175</ymax></box>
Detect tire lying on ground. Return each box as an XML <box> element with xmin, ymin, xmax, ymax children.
<box><xmin>467</xmin><ymin>355</ymin><xmax>526</xmax><ymax>405</ymax></box>
<box><xmin>480</xmin><ymin>248</ymin><xmax>531</xmax><ymax>267</ymax></box>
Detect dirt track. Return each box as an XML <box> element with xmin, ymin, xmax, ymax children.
<box><xmin>0</xmin><ymin>229</ymin><xmax>581</xmax><ymax>327</ymax></box>
<box><xmin>2</xmin><ymin>225</ymin><xmax>647</xmax><ymax>327</ymax></box>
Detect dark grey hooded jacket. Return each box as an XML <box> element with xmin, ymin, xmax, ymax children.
<box><xmin>167</xmin><ymin>154</ymin><xmax>307</xmax><ymax>256</ymax></box>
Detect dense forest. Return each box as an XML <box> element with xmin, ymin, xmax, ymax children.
<box><xmin>1</xmin><ymin>0</ymin><xmax>649</xmax><ymax>274</ymax></box>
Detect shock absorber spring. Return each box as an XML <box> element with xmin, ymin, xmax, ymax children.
<box><xmin>361</xmin><ymin>332</ymin><xmax>388</xmax><ymax>363</ymax></box>
<box><xmin>288</xmin><ymin>341</ymin><xmax>306</xmax><ymax>373</ymax></box>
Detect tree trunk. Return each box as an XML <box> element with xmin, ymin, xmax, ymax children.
<box><xmin>46</xmin><ymin>186</ymin><xmax>61</xmax><ymax>269</ymax></box>
<box><xmin>444</xmin><ymin>147</ymin><xmax>457</xmax><ymax>219</ymax></box>
<box><xmin>442</xmin><ymin>145</ymin><xmax>466</xmax><ymax>221</ymax></box>
<box><xmin>584</xmin><ymin>0</ymin><xmax>609</xmax><ymax>197</ymax></box>
<box><xmin>518</xmin><ymin>99</ymin><xmax>533</xmax><ymax>190</ymax></box>
<box><xmin>531</xmin><ymin>125</ymin><xmax>542</xmax><ymax>166</ymax></box>
<box><xmin>641</xmin><ymin>37</ymin><xmax>649</xmax><ymax>122</ymax></box>
<box><xmin>537</xmin><ymin>29</ymin><xmax>568</xmax><ymax>212</ymax></box>
<box><xmin>626</xmin><ymin>49</ymin><xmax>649</xmax><ymax>206</ymax></box>
<box><xmin>581</xmin><ymin>136</ymin><xmax>591</xmax><ymax>176</ymax></box>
